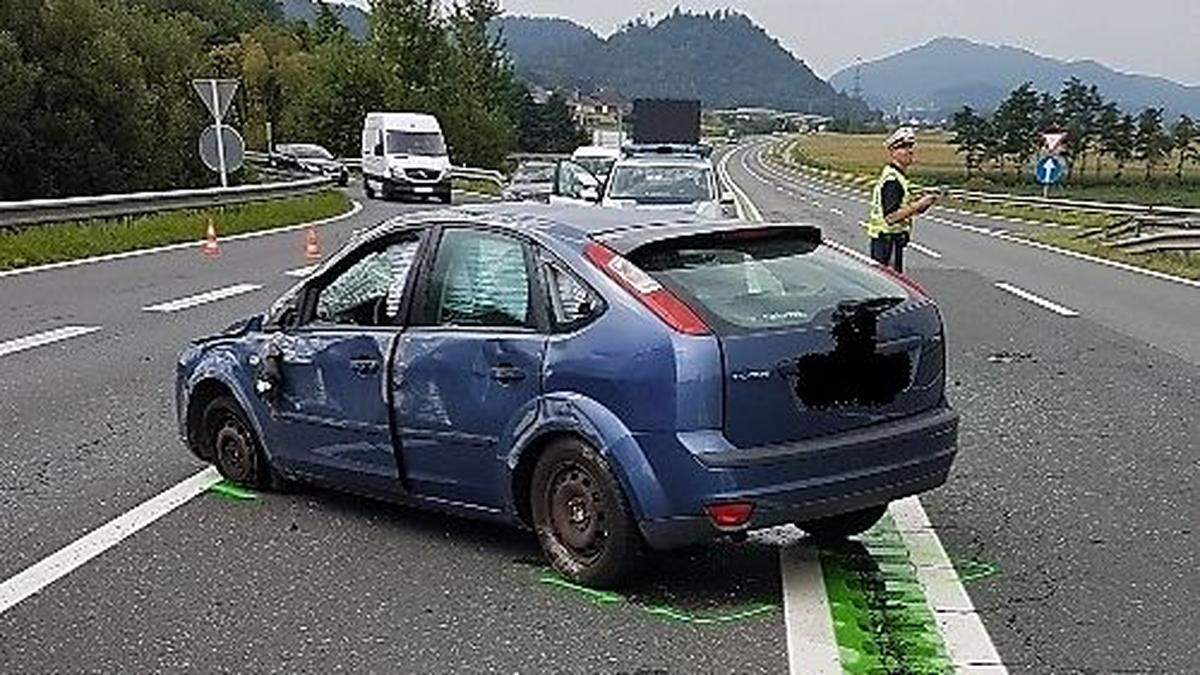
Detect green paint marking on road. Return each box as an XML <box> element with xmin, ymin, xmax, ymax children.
<box><xmin>537</xmin><ymin>574</ymin><xmax>623</xmax><ymax>605</ymax></box>
<box><xmin>537</xmin><ymin>571</ymin><xmax>777</xmax><ymax>626</ymax></box>
<box><xmin>953</xmin><ymin>558</ymin><xmax>998</xmax><ymax>584</ymax></box>
<box><xmin>206</xmin><ymin>480</ymin><xmax>258</xmax><ymax>502</ymax></box>
<box><xmin>642</xmin><ymin>602</ymin><xmax>777</xmax><ymax>625</ymax></box>
<box><xmin>821</xmin><ymin>515</ymin><xmax>954</xmax><ymax>674</ymax></box>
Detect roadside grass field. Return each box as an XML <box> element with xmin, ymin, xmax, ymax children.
<box><xmin>787</xmin><ymin>132</ymin><xmax>1200</xmax><ymax>207</ymax></box>
<box><xmin>0</xmin><ymin>190</ymin><xmax>352</xmax><ymax>271</ymax></box>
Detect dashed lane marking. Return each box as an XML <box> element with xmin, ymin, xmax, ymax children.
<box><xmin>994</xmin><ymin>282</ymin><xmax>1080</xmax><ymax>317</ymax></box>
<box><xmin>142</xmin><ymin>283</ymin><xmax>262</xmax><ymax>313</ymax></box>
<box><xmin>284</xmin><ymin>265</ymin><xmax>318</xmax><ymax>278</ymax></box>
<box><xmin>908</xmin><ymin>242</ymin><xmax>944</xmax><ymax>259</ymax></box>
<box><xmin>0</xmin><ymin>467</ymin><xmax>221</xmax><ymax>616</ymax></box>
<box><xmin>829</xmin><ymin>207</ymin><xmax>844</xmax><ymax>216</ymax></box>
<box><xmin>0</xmin><ymin>325</ymin><xmax>103</xmax><ymax>358</ymax></box>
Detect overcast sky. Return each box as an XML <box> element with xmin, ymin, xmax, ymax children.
<box><xmin>493</xmin><ymin>0</ymin><xmax>1199</xmax><ymax>85</ymax></box>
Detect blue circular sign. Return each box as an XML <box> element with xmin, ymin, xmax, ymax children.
<box><xmin>1034</xmin><ymin>155</ymin><xmax>1066</xmax><ymax>185</ymax></box>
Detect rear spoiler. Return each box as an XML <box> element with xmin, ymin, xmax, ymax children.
<box><xmin>593</xmin><ymin>222</ymin><xmax>822</xmax><ymax>256</ymax></box>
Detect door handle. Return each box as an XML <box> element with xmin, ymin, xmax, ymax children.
<box><xmin>490</xmin><ymin>365</ymin><xmax>526</xmax><ymax>383</ymax></box>
<box><xmin>349</xmin><ymin>357</ymin><xmax>380</xmax><ymax>375</ymax></box>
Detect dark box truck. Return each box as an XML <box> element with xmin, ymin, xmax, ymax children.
<box><xmin>632</xmin><ymin>99</ymin><xmax>701</xmax><ymax>145</ymax></box>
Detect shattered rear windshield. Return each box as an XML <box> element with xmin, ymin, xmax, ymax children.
<box><xmin>631</xmin><ymin>231</ymin><xmax>908</xmax><ymax>332</ymax></box>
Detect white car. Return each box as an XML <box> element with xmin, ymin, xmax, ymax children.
<box><xmin>361</xmin><ymin>112</ymin><xmax>452</xmax><ymax>203</ymax></box>
<box><xmin>600</xmin><ymin>148</ymin><xmax>733</xmax><ymax>218</ymax></box>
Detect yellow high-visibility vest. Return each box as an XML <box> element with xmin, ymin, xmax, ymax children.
<box><xmin>865</xmin><ymin>164</ymin><xmax>914</xmax><ymax>238</ymax></box>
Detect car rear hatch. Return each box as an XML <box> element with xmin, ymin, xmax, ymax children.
<box><xmin>612</xmin><ymin>224</ymin><xmax>946</xmax><ymax>448</ymax></box>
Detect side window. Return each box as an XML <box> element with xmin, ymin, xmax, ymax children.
<box><xmin>543</xmin><ymin>258</ymin><xmax>602</xmax><ymax>332</ymax></box>
<box><xmin>424</xmin><ymin>229</ymin><xmax>531</xmax><ymax>328</ymax></box>
<box><xmin>313</xmin><ymin>237</ymin><xmax>420</xmax><ymax>326</ymax></box>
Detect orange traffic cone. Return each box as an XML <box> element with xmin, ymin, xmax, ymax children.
<box><xmin>304</xmin><ymin>225</ymin><xmax>321</xmax><ymax>261</ymax></box>
<box><xmin>202</xmin><ymin>219</ymin><xmax>221</xmax><ymax>258</ymax></box>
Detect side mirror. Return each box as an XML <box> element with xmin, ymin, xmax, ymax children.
<box><xmin>720</xmin><ymin>192</ymin><xmax>736</xmax><ymax>207</ymax></box>
<box><xmin>581</xmin><ymin>186</ymin><xmax>600</xmax><ymax>203</ymax></box>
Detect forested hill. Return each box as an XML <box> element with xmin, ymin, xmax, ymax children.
<box><xmin>493</xmin><ymin>11</ymin><xmax>872</xmax><ymax>119</ymax></box>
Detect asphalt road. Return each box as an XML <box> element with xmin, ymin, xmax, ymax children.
<box><xmin>725</xmin><ymin>139</ymin><xmax>1198</xmax><ymax>673</ymax></box>
<box><xmin>1</xmin><ymin>154</ymin><xmax>1197</xmax><ymax>673</ymax></box>
<box><xmin>0</xmin><ymin>186</ymin><xmax>789</xmax><ymax>673</ymax></box>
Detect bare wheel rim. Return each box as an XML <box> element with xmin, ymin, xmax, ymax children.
<box><xmin>546</xmin><ymin>461</ymin><xmax>608</xmax><ymax>562</ymax></box>
<box><xmin>214</xmin><ymin>417</ymin><xmax>254</xmax><ymax>483</ymax></box>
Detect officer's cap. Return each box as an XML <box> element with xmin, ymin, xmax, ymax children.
<box><xmin>885</xmin><ymin>127</ymin><xmax>917</xmax><ymax>150</ymax></box>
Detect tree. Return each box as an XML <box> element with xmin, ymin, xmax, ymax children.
<box><xmin>1094</xmin><ymin>101</ymin><xmax>1121</xmax><ymax>176</ymax></box>
<box><xmin>1133</xmin><ymin>107</ymin><xmax>1170</xmax><ymax>180</ymax></box>
<box><xmin>1108</xmin><ymin>113</ymin><xmax>1136</xmax><ymax>179</ymax></box>
<box><xmin>992</xmin><ymin>83</ymin><xmax>1041</xmax><ymax>177</ymax></box>
<box><xmin>949</xmin><ymin>106</ymin><xmax>989</xmax><ymax>178</ymax></box>
<box><xmin>1170</xmin><ymin>115</ymin><xmax>1198</xmax><ymax>180</ymax></box>
<box><xmin>518</xmin><ymin>92</ymin><xmax>588</xmax><ymax>153</ymax></box>
<box><xmin>1058</xmin><ymin>77</ymin><xmax>1097</xmax><ymax>174</ymax></box>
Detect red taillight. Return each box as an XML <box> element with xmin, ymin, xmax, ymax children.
<box><xmin>584</xmin><ymin>242</ymin><xmax>710</xmax><ymax>336</ymax></box>
<box><xmin>705</xmin><ymin>502</ymin><xmax>755</xmax><ymax>530</ymax></box>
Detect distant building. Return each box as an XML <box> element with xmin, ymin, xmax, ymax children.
<box><xmin>568</xmin><ymin>89</ymin><xmax>632</xmax><ymax>130</ymax></box>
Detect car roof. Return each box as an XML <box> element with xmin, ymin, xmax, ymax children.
<box><xmin>365</xmin><ymin>112</ymin><xmax>441</xmax><ymax>132</ymax></box>
<box><xmin>612</xmin><ymin>155</ymin><xmax>712</xmax><ymax>170</ymax></box>
<box><xmin>358</xmin><ymin>204</ymin><xmax>815</xmax><ymax>255</ymax></box>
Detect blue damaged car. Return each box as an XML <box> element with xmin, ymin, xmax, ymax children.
<box><xmin>176</xmin><ymin>205</ymin><xmax>958</xmax><ymax>587</ymax></box>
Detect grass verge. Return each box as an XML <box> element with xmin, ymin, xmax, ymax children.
<box><xmin>0</xmin><ymin>190</ymin><xmax>352</xmax><ymax>271</ymax></box>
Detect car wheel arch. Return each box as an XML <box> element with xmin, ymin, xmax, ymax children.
<box><xmin>185</xmin><ymin>368</ymin><xmax>270</xmax><ymax>464</ymax></box>
<box><xmin>505</xmin><ymin>394</ymin><xmax>670</xmax><ymax>530</ymax></box>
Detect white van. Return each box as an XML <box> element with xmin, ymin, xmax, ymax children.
<box><xmin>361</xmin><ymin>112</ymin><xmax>452</xmax><ymax>203</ymax></box>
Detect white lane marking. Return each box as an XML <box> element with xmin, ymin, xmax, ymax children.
<box><xmin>0</xmin><ymin>467</ymin><xmax>221</xmax><ymax>616</ymax></box>
<box><xmin>284</xmin><ymin>265</ymin><xmax>318</xmax><ymax>278</ymax></box>
<box><xmin>908</xmin><ymin>242</ymin><xmax>943</xmax><ymax>259</ymax></box>
<box><xmin>829</xmin><ymin>207</ymin><xmax>844</xmax><ymax>216</ymax></box>
<box><xmin>781</xmin><ymin>543</ymin><xmax>841</xmax><ymax>674</ymax></box>
<box><xmin>890</xmin><ymin>498</ymin><xmax>1008</xmax><ymax>671</ymax></box>
<box><xmin>0</xmin><ymin>200</ymin><xmax>364</xmax><ymax>281</ymax></box>
<box><xmin>143</xmin><ymin>283</ymin><xmax>262</xmax><ymax>313</ymax></box>
<box><xmin>0</xmin><ymin>325</ymin><xmax>103</xmax><ymax>358</ymax></box>
<box><xmin>719</xmin><ymin>151</ymin><xmax>764</xmax><ymax>221</ymax></box>
<box><xmin>994</xmin><ymin>282</ymin><xmax>1079</xmax><ymax>317</ymax></box>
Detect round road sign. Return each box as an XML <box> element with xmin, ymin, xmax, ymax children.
<box><xmin>198</xmin><ymin>124</ymin><xmax>245</xmax><ymax>174</ymax></box>
<box><xmin>1034</xmin><ymin>155</ymin><xmax>1066</xmax><ymax>185</ymax></box>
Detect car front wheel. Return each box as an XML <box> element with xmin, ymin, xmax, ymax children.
<box><xmin>203</xmin><ymin>395</ymin><xmax>281</xmax><ymax>490</ymax></box>
<box><xmin>530</xmin><ymin>438</ymin><xmax>643</xmax><ymax>588</ymax></box>
<box><xmin>797</xmin><ymin>504</ymin><xmax>888</xmax><ymax>540</ymax></box>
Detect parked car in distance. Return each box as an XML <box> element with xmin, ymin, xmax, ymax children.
<box><xmin>271</xmin><ymin>143</ymin><xmax>349</xmax><ymax>186</ymax></box>
<box><xmin>176</xmin><ymin>204</ymin><xmax>958</xmax><ymax>588</ymax></box>
<box><xmin>361</xmin><ymin>112</ymin><xmax>452</xmax><ymax>203</ymax></box>
<box><xmin>502</xmin><ymin>160</ymin><xmax>557</xmax><ymax>203</ymax></box>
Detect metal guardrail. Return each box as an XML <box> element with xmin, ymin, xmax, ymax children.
<box><xmin>0</xmin><ymin>176</ymin><xmax>332</xmax><ymax>230</ymax></box>
<box><xmin>247</xmin><ymin>150</ymin><xmax>503</xmax><ymax>186</ymax></box>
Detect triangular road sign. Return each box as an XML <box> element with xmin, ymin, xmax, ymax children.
<box><xmin>192</xmin><ymin>79</ymin><xmax>239</xmax><ymax>121</ymax></box>
<box><xmin>1042</xmin><ymin>132</ymin><xmax>1067</xmax><ymax>153</ymax></box>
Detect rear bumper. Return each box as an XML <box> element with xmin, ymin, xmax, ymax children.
<box><xmin>633</xmin><ymin>407</ymin><xmax>958</xmax><ymax>549</ymax></box>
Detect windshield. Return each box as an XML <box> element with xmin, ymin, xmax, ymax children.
<box><xmin>512</xmin><ymin>163</ymin><xmax>556</xmax><ymax>183</ymax></box>
<box><xmin>291</xmin><ymin>145</ymin><xmax>333</xmax><ymax>160</ymax></box>
<box><xmin>575</xmin><ymin>157</ymin><xmax>616</xmax><ymax>178</ymax></box>
<box><xmin>386</xmin><ymin>131</ymin><xmax>447</xmax><ymax>157</ymax></box>
<box><xmin>606</xmin><ymin>165</ymin><xmax>714</xmax><ymax>204</ymax></box>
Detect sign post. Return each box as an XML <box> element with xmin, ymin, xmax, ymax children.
<box><xmin>192</xmin><ymin>79</ymin><xmax>241</xmax><ymax>187</ymax></box>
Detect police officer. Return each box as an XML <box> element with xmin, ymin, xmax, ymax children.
<box><xmin>864</xmin><ymin>127</ymin><xmax>937</xmax><ymax>272</ymax></box>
